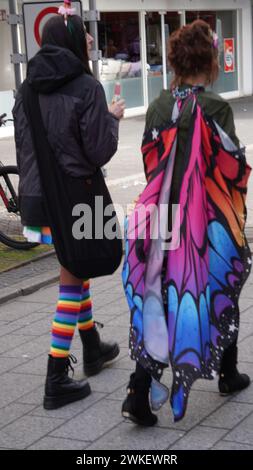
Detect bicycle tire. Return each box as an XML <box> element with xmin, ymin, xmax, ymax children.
<box><xmin>0</xmin><ymin>165</ymin><xmax>39</xmax><ymax>250</ymax></box>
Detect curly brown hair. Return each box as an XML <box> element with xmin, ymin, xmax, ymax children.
<box><xmin>168</xmin><ymin>20</ymin><xmax>219</xmax><ymax>87</ymax></box>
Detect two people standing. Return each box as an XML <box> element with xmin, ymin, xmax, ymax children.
<box><xmin>14</xmin><ymin>6</ymin><xmax>251</xmax><ymax>424</ymax></box>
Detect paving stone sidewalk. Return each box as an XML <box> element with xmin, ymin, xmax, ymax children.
<box><xmin>0</xmin><ymin>265</ymin><xmax>252</xmax><ymax>450</ymax></box>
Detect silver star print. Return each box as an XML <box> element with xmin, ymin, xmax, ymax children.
<box><xmin>229</xmin><ymin>324</ymin><xmax>238</xmax><ymax>333</ymax></box>
<box><xmin>152</xmin><ymin>128</ymin><xmax>159</xmax><ymax>140</ymax></box>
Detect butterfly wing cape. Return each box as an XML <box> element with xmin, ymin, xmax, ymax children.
<box><xmin>122</xmin><ymin>97</ymin><xmax>252</xmax><ymax>421</ymax></box>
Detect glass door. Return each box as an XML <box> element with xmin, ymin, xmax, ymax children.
<box><xmin>164</xmin><ymin>12</ymin><xmax>182</xmax><ymax>90</ymax></box>
<box><xmin>98</xmin><ymin>12</ymin><xmax>144</xmax><ymax>109</ymax></box>
<box><xmin>186</xmin><ymin>10</ymin><xmax>239</xmax><ymax>94</ymax></box>
<box><xmin>145</xmin><ymin>11</ymin><xmax>181</xmax><ymax>104</ymax></box>
<box><xmin>145</xmin><ymin>12</ymin><xmax>163</xmax><ymax>104</ymax></box>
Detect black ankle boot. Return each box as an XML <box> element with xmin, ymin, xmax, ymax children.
<box><xmin>122</xmin><ymin>371</ymin><xmax>158</xmax><ymax>426</ymax></box>
<box><xmin>43</xmin><ymin>354</ymin><xmax>91</xmax><ymax>410</ymax></box>
<box><xmin>219</xmin><ymin>343</ymin><xmax>250</xmax><ymax>395</ymax></box>
<box><xmin>79</xmin><ymin>322</ymin><xmax>120</xmax><ymax>376</ymax></box>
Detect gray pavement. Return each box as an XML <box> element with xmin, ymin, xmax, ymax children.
<box><xmin>0</xmin><ymin>97</ymin><xmax>253</xmax><ymax>450</ymax></box>
<box><xmin>0</xmin><ymin>266</ymin><xmax>252</xmax><ymax>450</ymax></box>
<box><xmin>0</xmin><ymin>252</ymin><xmax>59</xmax><ymax>305</ymax></box>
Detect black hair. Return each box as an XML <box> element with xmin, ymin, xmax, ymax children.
<box><xmin>41</xmin><ymin>15</ymin><xmax>92</xmax><ymax>75</ymax></box>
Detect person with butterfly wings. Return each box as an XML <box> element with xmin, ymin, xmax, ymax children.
<box><xmin>122</xmin><ymin>20</ymin><xmax>252</xmax><ymax>425</ymax></box>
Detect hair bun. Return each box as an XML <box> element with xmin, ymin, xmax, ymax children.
<box><xmin>168</xmin><ymin>20</ymin><xmax>219</xmax><ymax>86</ymax></box>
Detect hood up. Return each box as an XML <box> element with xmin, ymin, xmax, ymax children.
<box><xmin>27</xmin><ymin>45</ymin><xmax>85</xmax><ymax>94</ymax></box>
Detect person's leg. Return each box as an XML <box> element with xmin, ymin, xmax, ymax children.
<box><xmin>44</xmin><ymin>267</ymin><xmax>91</xmax><ymax>410</ymax></box>
<box><xmin>219</xmin><ymin>333</ymin><xmax>250</xmax><ymax>394</ymax></box>
<box><xmin>77</xmin><ymin>279</ymin><xmax>94</xmax><ymax>332</ymax></box>
<box><xmin>122</xmin><ymin>362</ymin><xmax>157</xmax><ymax>426</ymax></box>
<box><xmin>50</xmin><ymin>271</ymin><xmax>82</xmax><ymax>357</ymax></box>
<box><xmin>78</xmin><ymin>279</ymin><xmax>120</xmax><ymax>376</ymax></box>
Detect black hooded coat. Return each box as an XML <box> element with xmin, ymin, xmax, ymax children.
<box><xmin>13</xmin><ymin>45</ymin><xmax>119</xmax><ymax>226</ymax></box>
<box><xmin>13</xmin><ymin>45</ymin><xmax>122</xmax><ymax>278</ymax></box>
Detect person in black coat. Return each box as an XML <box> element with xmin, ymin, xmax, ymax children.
<box><xmin>13</xmin><ymin>9</ymin><xmax>125</xmax><ymax>410</ymax></box>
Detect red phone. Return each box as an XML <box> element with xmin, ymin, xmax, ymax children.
<box><xmin>113</xmin><ymin>81</ymin><xmax>121</xmax><ymax>103</ymax></box>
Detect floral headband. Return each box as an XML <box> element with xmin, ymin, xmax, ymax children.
<box><xmin>58</xmin><ymin>0</ymin><xmax>76</xmax><ymax>26</ymax></box>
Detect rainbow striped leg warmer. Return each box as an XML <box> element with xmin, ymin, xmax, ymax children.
<box><xmin>50</xmin><ymin>285</ymin><xmax>82</xmax><ymax>358</ymax></box>
<box><xmin>77</xmin><ymin>279</ymin><xmax>94</xmax><ymax>331</ymax></box>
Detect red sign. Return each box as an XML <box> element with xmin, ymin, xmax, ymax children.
<box><xmin>34</xmin><ymin>6</ymin><xmax>58</xmax><ymax>46</ymax></box>
<box><xmin>23</xmin><ymin>2</ymin><xmax>82</xmax><ymax>61</ymax></box>
<box><xmin>224</xmin><ymin>38</ymin><xmax>235</xmax><ymax>73</ymax></box>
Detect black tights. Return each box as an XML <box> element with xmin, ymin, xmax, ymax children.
<box><xmin>220</xmin><ymin>337</ymin><xmax>238</xmax><ymax>375</ymax></box>
<box><xmin>135</xmin><ymin>362</ymin><xmax>151</xmax><ymax>381</ymax></box>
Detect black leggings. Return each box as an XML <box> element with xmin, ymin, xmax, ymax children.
<box><xmin>135</xmin><ymin>362</ymin><xmax>151</xmax><ymax>381</ymax></box>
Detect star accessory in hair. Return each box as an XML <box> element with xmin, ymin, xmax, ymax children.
<box><xmin>211</xmin><ymin>31</ymin><xmax>219</xmax><ymax>49</ymax></box>
<box><xmin>58</xmin><ymin>1</ymin><xmax>76</xmax><ymax>26</ymax></box>
<box><xmin>212</xmin><ymin>32</ymin><xmax>219</xmax><ymax>49</ymax></box>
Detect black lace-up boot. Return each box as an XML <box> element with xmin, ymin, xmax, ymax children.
<box><xmin>43</xmin><ymin>354</ymin><xmax>91</xmax><ymax>409</ymax></box>
<box><xmin>219</xmin><ymin>342</ymin><xmax>250</xmax><ymax>395</ymax></box>
<box><xmin>122</xmin><ymin>364</ymin><xmax>158</xmax><ymax>426</ymax></box>
<box><xmin>79</xmin><ymin>322</ymin><xmax>120</xmax><ymax>376</ymax></box>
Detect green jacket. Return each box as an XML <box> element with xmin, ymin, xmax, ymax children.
<box><xmin>145</xmin><ymin>86</ymin><xmax>239</xmax><ymax>146</ymax></box>
<box><xmin>145</xmin><ymin>86</ymin><xmax>240</xmax><ymax>203</ymax></box>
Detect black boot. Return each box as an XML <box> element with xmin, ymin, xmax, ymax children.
<box><xmin>219</xmin><ymin>342</ymin><xmax>250</xmax><ymax>395</ymax></box>
<box><xmin>122</xmin><ymin>365</ymin><xmax>158</xmax><ymax>426</ymax></box>
<box><xmin>43</xmin><ymin>354</ymin><xmax>91</xmax><ymax>410</ymax></box>
<box><xmin>79</xmin><ymin>322</ymin><xmax>120</xmax><ymax>376</ymax></box>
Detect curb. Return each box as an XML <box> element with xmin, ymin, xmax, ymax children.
<box><xmin>0</xmin><ymin>249</ymin><xmax>55</xmax><ymax>274</ymax></box>
<box><xmin>0</xmin><ymin>241</ymin><xmax>252</xmax><ymax>306</ymax></box>
<box><xmin>0</xmin><ymin>269</ymin><xmax>59</xmax><ymax>305</ymax></box>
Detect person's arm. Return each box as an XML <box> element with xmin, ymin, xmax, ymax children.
<box><xmin>79</xmin><ymin>82</ymin><xmax>121</xmax><ymax>167</ymax></box>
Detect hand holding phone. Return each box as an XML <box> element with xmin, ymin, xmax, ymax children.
<box><xmin>108</xmin><ymin>81</ymin><xmax>125</xmax><ymax>120</ymax></box>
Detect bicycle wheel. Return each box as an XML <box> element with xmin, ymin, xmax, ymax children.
<box><xmin>0</xmin><ymin>165</ymin><xmax>38</xmax><ymax>250</ymax></box>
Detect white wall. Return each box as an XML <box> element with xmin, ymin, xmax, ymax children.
<box><xmin>0</xmin><ymin>0</ymin><xmax>15</xmax><ymax>91</ymax></box>
<box><xmin>0</xmin><ymin>1</ymin><xmax>15</xmax><ymax>127</ymax></box>
<box><xmin>241</xmin><ymin>3</ymin><xmax>253</xmax><ymax>95</ymax></box>
<box><xmin>84</xmin><ymin>0</ymin><xmax>250</xmax><ymax>12</ymax></box>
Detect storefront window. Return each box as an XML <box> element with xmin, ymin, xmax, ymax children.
<box><xmin>98</xmin><ymin>12</ymin><xmax>143</xmax><ymax>109</ymax></box>
<box><xmin>186</xmin><ymin>10</ymin><xmax>238</xmax><ymax>94</ymax></box>
<box><xmin>146</xmin><ymin>11</ymin><xmax>181</xmax><ymax>103</ymax></box>
<box><xmin>146</xmin><ymin>12</ymin><xmax>163</xmax><ymax>103</ymax></box>
<box><xmin>0</xmin><ymin>1</ymin><xmax>15</xmax><ymax>119</ymax></box>
<box><xmin>165</xmin><ymin>12</ymin><xmax>181</xmax><ymax>91</ymax></box>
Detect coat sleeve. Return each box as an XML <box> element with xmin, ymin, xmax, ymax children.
<box><xmin>79</xmin><ymin>81</ymin><xmax>119</xmax><ymax>167</ymax></box>
<box><xmin>217</xmin><ymin>102</ymin><xmax>240</xmax><ymax>148</ymax></box>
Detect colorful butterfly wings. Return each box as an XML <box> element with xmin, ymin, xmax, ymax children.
<box><xmin>122</xmin><ymin>100</ymin><xmax>252</xmax><ymax>421</ymax></box>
